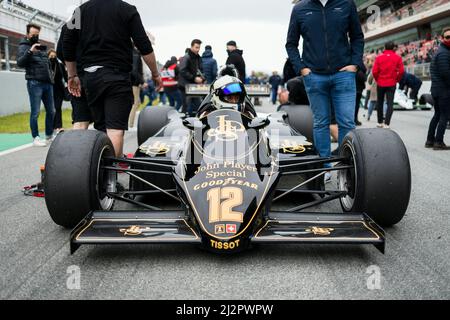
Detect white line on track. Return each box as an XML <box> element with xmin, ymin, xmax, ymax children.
<box><xmin>0</xmin><ymin>143</ymin><xmax>33</xmax><ymax>157</ymax></box>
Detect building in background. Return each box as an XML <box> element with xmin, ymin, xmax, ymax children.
<box><xmin>0</xmin><ymin>0</ymin><xmax>65</xmax><ymax>71</ymax></box>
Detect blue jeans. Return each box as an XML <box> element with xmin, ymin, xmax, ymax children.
<box><xmin>271</xmin><ymin>87</ymin><xmax>278</xmax><ymax>104</ymax></box>
<box><xmin>303</xmin><ymin>71</ymin><xmax>356</xmax><ymax>159</ymax></box>
<box><xmin>26</xmin><ymin>80</ymin><xmax>55</xmax><ymax>138</ymax></box>
<box><xmin>165</xmin><ymin>89</ymin><xmax>183</xmax><ymax>111</ymax></box>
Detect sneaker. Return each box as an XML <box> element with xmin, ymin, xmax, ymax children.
<box><xmin>384</xmin><ymin>125</ymin><xmax>390</xmax><ymax>129</ymax></box>
<box><xmin>324</xmin><ymin>172</ymin><xmax>332</xmax><ymax>184</ymax></box>
<box><xmin>377</xmin><ymin>123</ymin><xmax>384</xmax><ymax>128</ymax></box>
<box><xmin>356</xmin><ymin>121</ymin><xmax>362</xmax><ymax>126</ymax></box>
<box><xmin>33</xmin><ymin>137</ymin><xmax>47</xmax><ymax>147</ymax></box>
<box><xmin>433</xmin><ymin>142</ymin><xmax>450</xmax><ymax>150</ymax></box>
<box><xmin>46</xmin><ymin>136</ymin><xmax>54</xmax><ymax>145</ymax></box>
<box><xmin>425</xmin><ymin>141</ymin><xmax>434</xmax><ymax>148</ymax></box>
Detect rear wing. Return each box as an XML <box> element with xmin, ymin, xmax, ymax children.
<box><xmin>185</xmin><ymin>84</ymin><xmax>271</xmax><ymax>97</ymax></box>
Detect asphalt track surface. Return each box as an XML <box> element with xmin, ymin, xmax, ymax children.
<box><xmin>1</xmin><ymin>102</ymin><xmax>449</xmax><ymax>300</ymax></box>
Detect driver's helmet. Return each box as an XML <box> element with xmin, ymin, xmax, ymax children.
<box><xmin>211</xmin><ymin>75</ymin><xmax>246</xmax><ymax>110</ymax></box>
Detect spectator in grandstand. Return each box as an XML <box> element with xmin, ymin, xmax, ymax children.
<box><xmin>161</xmin><ymin>56</ymin><xmax>182</xmax><ymax>111</ymax></box>
<box><xmin>17</xmin><ymin>23</ymin><xmax>55</xmax><ymax>147</ymax></box>
<box><xmin>226</xmin><ymin>41</ymin><xmax>246</xmax><ymax>83</ymax></box>
<box><xmin>202</xmin><ymin>45</ymin><xmax>218</xmax><ymax>84</ymax></box>
<box><xmin>269</xmin><ymin>71</ymin><xmax>282</xmax><ymax>105</ymax></box>
<box><xmin>399</xmin><ymin>72</ymin><xmax>423</xmax><ymax>105</ymax></box>
<box><xmin>372</xmin><ymin>41</ymin><xmax>405</xmax><ymax>129</ymax></box>
<box><xmin>426</xmin><ymin>27</ymin><xmax>450</xmax><ymax>150</ymax></box>
<box><xmin>286</xmin><ymin>0</ymin><xmax>364</xmax><ymax>173</ymax></box>
<box><xmin>129</xmin><ymin>48</ymin><xmax>144</xmax><ymax>129</ymax></box>
<box><xmin>179</xmin><ymin>39</ymin><xmax>204</xmax><ymax>116</ymax></box>
<box><xmin>64</xmin><ymin>0</ymin><xmax>162</xmax><ymax>157</ymax></box>
<box><xmin>48</xmin><ymin>49</ymin><xmax>67</xmax><ymax>135</ymax></box>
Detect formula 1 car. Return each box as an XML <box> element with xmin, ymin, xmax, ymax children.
<box><xmin>44</xmin><ymin>71</ymin><xmax>411</xmax><ymax>254</ymax></box>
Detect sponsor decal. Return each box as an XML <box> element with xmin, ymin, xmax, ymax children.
<box><xmin>210</xmin><ymin>239</ymin><xmax>241</xmax><ymax>250</ymax></box>
<box><xmin>281</xmin><ymin>139</ymin><xmax>312</xmax><ymax>154</ymax></box>
<box><xmin>305</xmin><ymin>227</ymin><xmax>335</xmax><ymax>236</ymax></box>
<box><xmin>215</xmin><ymin>224</ymin><xmax>225</xmax><ymax>235</ymax></box>
<box><xmin>226</xmin><ymin>224</ymin><xmax>237</xmax><ymax>234</ymax></box>
<box><xmin>139</xmin><ymin>141</ymin><xmax>170</xmax><ymax>156</ymax></box>
<box><xmin>119</xmin><ymin>225</ymin><xmax>151</xmax><ymax>236</ymax></box>
<box><xmin>207</xmin><ymin>115</ymin><xmax>245</xmax><ymax>141</ymax></box>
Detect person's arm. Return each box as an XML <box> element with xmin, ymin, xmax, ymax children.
<box><xmin>212</xmin><ymin>60</ymin><xmax>218</xmax><ymax>80</ymax></box>
<box><xmin>397</xmin><ymin>57</ymin><xmax>405</xmax><ymax>84</ymax></box>
<box><xmin>436</xmin><ymin>52</ymin><xmax>450</xmax><ymax>87</ymax></box>
<box><xmin>372</xmin><ymin>59</ymin><xmax>379</xmax><ymax>81</ymax></box>
<box><xmin>285</xmin><ymin>6</ymin><xmax>306</xmax><ymax>75</ymax></box>
<box><xmin>348</xmin><ymin>1</ymin><xmax>365</xmax><ymax>70</ymax></box>
<box><xmin>123</xmin><ymin>4</ymin><xmax>162</xmax><ymax>90</ymax></box>
<box><xmin>16</xmin><ymin>43</ymin><xmax>32</xmax><ymax>68</ymax></box>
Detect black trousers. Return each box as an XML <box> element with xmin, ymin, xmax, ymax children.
<box><xmin>53</xmin><ymin>87</ymin><xmax>65</xmax><ymax>129</ymax></box>
<box><xmin>427</xmin><ymin>95</ymin><xmax>450</xmax><ymax>143</ymax></box>
<box><xmin>355</xmin><ymin>92</ymin><xmax>362</xmax><ymax>123</ymax></box>
<box><xmin>377</xmin><ymin>86</ymin><xmax>396</xmax><ymax>125</ymax></box>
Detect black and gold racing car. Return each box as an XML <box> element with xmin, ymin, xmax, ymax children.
<box><xmin>44</xmin><ymin>80</ymin><xmax>411</xmax><ymax>254</ymax></box>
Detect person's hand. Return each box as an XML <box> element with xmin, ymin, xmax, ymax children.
<box><xmin>340</xmin><ymin>65</ymin><xmax>358</xmax><ymax>73</ymax></box>
<box><xmin>301</xmin><ymin>68</ymin><xmax>312</xmax><ymax>77</ymax></box>
<box><xmin>195</xmin><ymin>77</ymin><xmax>204</xmax><ymax>84</ymax></box>
<box><xmin>68</xmin><ymin>76</ymin><xmax>81</xmax><ymax>97</ymax></box>
<box><xmin>152</xmin><ymin>75</ymin><xmax>163</xmax><ymax>92</ymax></box>
<box><xmin>30</xmin><ymin>43</ymin><xmax>41</xmax><ymax>53</ymax></box>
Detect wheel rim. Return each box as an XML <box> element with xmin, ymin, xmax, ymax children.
<box><xmin>338</xmin><ymin>142</ymin><xmax>357</xmax><ymax>211</ymax></box>
<box><xmin>97</xmin><ymin>145</ymin><xmax>116</xmax><ymax>210</ymax></box>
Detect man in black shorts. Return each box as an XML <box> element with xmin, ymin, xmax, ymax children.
<box><xmin>64</xmin><ymin>0</ymin><xmax>162</xmax><ymax>156</ymax></box>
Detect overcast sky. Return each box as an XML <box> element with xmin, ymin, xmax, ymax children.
<box><xmin>22</xmin><ymin>0</ymin><xmax>296</xmax><ymax>72</ymax></box>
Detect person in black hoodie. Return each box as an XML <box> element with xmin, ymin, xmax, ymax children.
<box><xmin>426</xmin><ymin>27</ymin><xmax>450</xmax><ymax>150</ymax></box>
<box><xmin>226</xmin><ymin>41</ymin><xmax>246</xmax><ymax>83</ymax></box>
<box><xmin>17</xmin><ymin>23</ymin><xmax>55</xmax><ymax>147</ymax></box>
<box><xmin>178</xmin><ymin>39</ymin><xmax>205</xmax><ymax>115</ymax></box>
<box><xmin>48</xmin><ymin>49</ymin><xmax>68</xmax><ymax>134</ymax></box>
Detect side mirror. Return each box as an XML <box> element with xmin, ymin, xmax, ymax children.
<box><xmin>248</xmin><ymin>117</ymin><xmax>270</xmax><ymax>130</ymax></box>
<box><xmin>183</xmin><ymin>118</ymin><xmax>205</xmax><ymax>131</ymax></box>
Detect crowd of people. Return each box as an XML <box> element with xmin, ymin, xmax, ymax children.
<box><xmin>14</xmin><ymin>0</ymin><xmax>450</xmax><ymax>159</ymax></box>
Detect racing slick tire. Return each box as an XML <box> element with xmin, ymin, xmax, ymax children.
<box><xmin>279</xmin><ymin>105</ymin><xmax>314</xmax><ymax>143</ymax></box>
<box><xmin>45</xmin><ymin>131</ymin><xmax>116</xmax><ymax>228</ymax></box>
<box><xmin>137</xmin><ymin>106</ymin><xmax>174</xmax><ymax>146</ymax></box>
<box><xmin>338</xmin><ymin>129</ymin><xmax>411</xmax><ymax>227</ymax></box>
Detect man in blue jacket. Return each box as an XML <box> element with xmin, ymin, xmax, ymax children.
<box><xmin>202</xmin><ymin>45</ymin><xmax>218</xmax><ymax>84</ymax></box>
<box><xmin>286</xmin><ymin>0</ymin><xmax>364</xmax><ymax>167</ymax></box>
<box><xmin>17</xmin><ymin>23</ymin><xmax>55</xmax><ymax>147</ymax></box>
<box><xmin>269</xmin><ymin>71</ymin><xmax>283</xmax><ymax>105</ymax></box>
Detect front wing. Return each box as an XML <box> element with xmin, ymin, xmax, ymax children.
<box><xmin>70</xmin><ymin>211</ymin><xmax>385</xmax><ymax>254</ymax></box>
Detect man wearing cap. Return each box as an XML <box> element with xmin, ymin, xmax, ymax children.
<box><xmin>226</xmin><ymin>41</ymin><xmax>246</xmax><ymax>83</ymax></box>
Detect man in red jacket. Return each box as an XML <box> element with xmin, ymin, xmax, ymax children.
<box><xmin>372</xmin><ymin>41</ymin><xmax>405</xmax><ymax>128</ymax></box>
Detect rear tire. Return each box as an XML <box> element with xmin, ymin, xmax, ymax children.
<box><xmin>45</xmin><ymin>131</ymin><xmax>116</xmax><ymax>228</ymax></box>
<box><xmin>338</xmin><ymin>129</ymin><xmax>411</xmax><ymax>226</ymax></box>
<box><xmin>137</xmin><ymin>106</ymin><xmax>174</xmax><ymax>146</ymax></box>
<box><xmin>279</xmin><ymin>105</ymin><xmax>314</xmax><ymax>143</ymax></box>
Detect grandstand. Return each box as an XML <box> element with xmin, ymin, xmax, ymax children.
<box><xmin>0</xmin><ymin>0</ymin><xmax>65</xmax><ymax>71</ymax></box>
<box><xmin>357</xmin><ymin>0</ymin><xmax>450</xmax><ymax>79</ymax></box>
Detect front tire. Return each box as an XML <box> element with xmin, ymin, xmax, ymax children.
<box><xmin>45</xmin><ymin>130</ymin><xmax>116</xmax><ymax>228</ymax></box>
<box><xmin>338</xmin><ymin>129</ymin><xmax>411</xmax><ymax>226</ymax></box>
